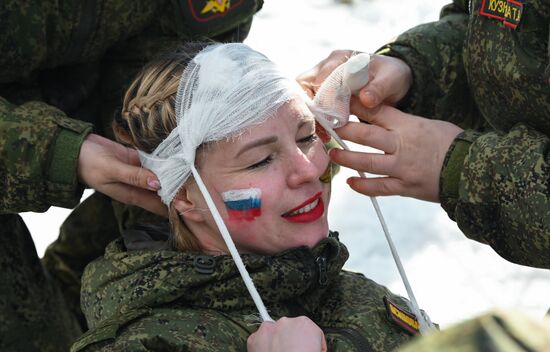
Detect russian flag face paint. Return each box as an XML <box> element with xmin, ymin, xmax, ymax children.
<box><xmin>222</xmin><ymin>188</ymin><xmax>262</xmax><ymax>221</ymax></box>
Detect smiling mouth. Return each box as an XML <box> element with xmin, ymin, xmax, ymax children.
<box><xmin>282</xmin><ymin>192</ymin><xmax>324</xmax><ymax>223</ymax></box>
<box><xmin>285</xmin><ymin>198</ymin><xmax>320</xmax><ymax>216</ymax></box>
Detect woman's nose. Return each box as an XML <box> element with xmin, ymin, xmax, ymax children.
<box><xmin>286</xmin><ymin>148</ymin><xmax>325</xmax><ymax>188</ymax></box>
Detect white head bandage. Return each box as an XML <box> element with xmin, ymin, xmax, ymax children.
<box><xmin>140</xmin><ymin>43</ymin><xmax>306</xmax><ymax>205</ymax></box>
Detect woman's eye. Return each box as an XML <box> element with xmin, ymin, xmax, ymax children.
<box><xmin>298</xmin><ymin>134</ymin><xmax>319</xmax><ymax>145</ymax></box>
<box><xmin>247</xmin><ymin>155</ymin><xmax>274</xmax><ymax>170</ymax></box>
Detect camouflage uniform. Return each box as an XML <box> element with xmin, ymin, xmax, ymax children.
<box><xmin>0</xmin><ymin>1</ymin><xmax>262</xmax><ymax>350</ymax></box>
<box><xmin>71</xmin><ymin>229</ymin><xmax>413</xmax><ymax>351</ymax></box>
<box><xmin>378</xmin><ymin>0</ymin><xmax>550</xmax><ymax>269</ymax></box>
<box><xmin>374</xmin><ymin>2</ymin><xmax>550</xmax><ymax>350</ymax></box>
<box><xmin>398</xmin><ymin>309</ymin><xmax>550</xmax><ymax>352</ymax></box>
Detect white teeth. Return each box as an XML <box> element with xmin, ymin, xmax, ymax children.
<box><xmin>287</xmin><ymin>199</ymin><xmax>319</xmax><ymax>216</ymax></box>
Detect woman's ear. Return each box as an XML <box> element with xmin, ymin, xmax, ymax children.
<box><xmin>172</xmin><ymin>186</ymin><xmax>207</xmax><ymax>223</ymax></box>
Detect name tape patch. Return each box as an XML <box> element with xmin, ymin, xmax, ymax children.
<box><xmin>479</xmin><ymin>0</ymin><xmax>524</xmax><ymax>29</ymax></box>
<box><xmin>383</xmin><ymin>296</ymin><xmax>420</xmax><ymax>335</ymax></box>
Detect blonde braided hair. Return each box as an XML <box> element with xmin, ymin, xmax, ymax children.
<box><xmin>114</xmin><ymin>43</ymin><xmax>210</xmax><ymax>252</ymax></box>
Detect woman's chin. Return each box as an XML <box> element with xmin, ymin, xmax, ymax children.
<box><xmin>300</xmin><ymin>227</ymin><xmax>330</xmax><ymax>248</ymax></box>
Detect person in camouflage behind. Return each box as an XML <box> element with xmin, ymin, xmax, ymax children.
<box><xmin>299</xmin><ymin>0</ymin><xmax>550</xmax><ymax>269</ymax></box>
<box><xmin>71</xmin><ymin>42</ymin><xmax>419</xmax><ymax>352</ymax></box>
<box><xmin>0</xmin><ymin>1</ymin><xmax>262</xmax><ymax>351</ymax></box>
<box><xmin>287</xmin><ymin>0</ymin><xmax>550</xmax><ymax>350</ymax></box>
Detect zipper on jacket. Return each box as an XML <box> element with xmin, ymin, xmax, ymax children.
<box><xmin>316</xmin><ymin>256</ymin><xmax>328</xmax><ymax>286</ymax></box>
<box><xmin>323</xmin><ymin>327</ymin><xmax>374</xmax><ymax>352</ymax></box>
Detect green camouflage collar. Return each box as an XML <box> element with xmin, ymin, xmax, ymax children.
<box><xmin>81</xmin><ymin>231</ymin><xmax>348</xmax><ymax>329</ymax></box>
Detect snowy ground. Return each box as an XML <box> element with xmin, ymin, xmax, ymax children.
<box><xmin>24</xmin><ymin>0</ymin><xmax>549</xmax><ymax>329</ymax></box>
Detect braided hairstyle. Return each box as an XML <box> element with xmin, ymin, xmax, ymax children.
<box><xmin>114</xmin><ymin>42</ymin><xmax>210</xmax><ymax>252</ymax></box>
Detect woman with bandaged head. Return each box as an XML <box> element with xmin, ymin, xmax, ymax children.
<box><xmin>72</xmin><ymin>43</ymin><xmax>416</xmax><ymax>352</ymax></box>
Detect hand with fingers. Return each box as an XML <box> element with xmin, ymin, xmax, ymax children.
<box><xmin>297</xmin><ymin>49</ymin><xmax>355</xmax><ymax>98</ymax></box>
<box><xmin>77</xmin><ymin>133</ymin><xmax>167</xmax><ymax>216</ymax></box>
<box><xmin>300</xmin><ymin>50</ymin><xmax>464</xmax><ymax>203</ymax></box>
<box><xmin>353</xmin><ymin>54</ymin><xmax>413</xmax><ymax>110</ymax></box>
<box><xmin>330</xmin><ymin>105</ymin><xmax>463</xmax><ymax>202</ymax></box>
<box><xmin>247</xmin><ymin>316</ymin><xmax>327</xmax><ymax>352</ymax></box>
<box><xmin>296</xmin><ymin>50</ymin><xmax>412</xmax><ymax>107</ymax></box>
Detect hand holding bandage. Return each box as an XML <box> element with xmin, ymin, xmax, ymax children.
<box><xmin>330</xmin><ymin>104</ymin><xmax>463</xmax><ymax>203</ymax></box>
<box><xmin>78</xmin><ymin>133</ymin><xmax>166</xmax><ymax>216</ymax></box>
<box><xmin>306</xmin><ymin>50</ymin><xmax>437</xmax><ymax>333</ymax></box>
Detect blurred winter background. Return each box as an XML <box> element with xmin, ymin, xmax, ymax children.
<box><xmin>24</xmin><ymin>0</ymin><xmax>548</xmax><ymax>328</ymax></box>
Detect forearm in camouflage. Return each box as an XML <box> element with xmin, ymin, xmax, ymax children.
<box><xmin>0</xmin><ymin>97</ymin><xmax>92</xmax><ymax>213</ymax></box>
<box><xmin>441</xmin><ymin>124</ymin><xmax>550</xmax><ymax>269</ymax></box>
<box><xmin>377</xmin><ymin>2</ymin><xmax>484</xmax><ymax>130</ymax></box>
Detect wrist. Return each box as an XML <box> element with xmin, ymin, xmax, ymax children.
<box><xmin>46</xmin><ymin>119</ymin><xmax>93</xmax><ymax>208</ymax></box>
<box><xmin>439</xmin><ymin>130</ymin><xmax>482</xmax><ymax>217</ymax></box>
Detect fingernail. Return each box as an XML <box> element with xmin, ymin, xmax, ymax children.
<box><xmin>147</xmin><ymin>177</ymin><xmax>161</xmax><ymax>190</ymax></box>
<box><xmin>364</xmin><ymin>91</ymin><xmax>376</xmax><ymax>106</ymax></box>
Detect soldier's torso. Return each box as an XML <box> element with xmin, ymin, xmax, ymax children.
<box><xmin>464</xmin><ymin>0</ymin><xmax>550</xmax><ymax>133</ymax></box>
<box><xmin>0</xmin><ymin>0</ymin><xmax>259</xmax><ymax>134</ymax></box>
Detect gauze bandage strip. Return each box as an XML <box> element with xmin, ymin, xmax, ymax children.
<box><xmin>140</xmin><ymin>44</ymin><xmax>304</xmax><ymax>206</ymax></box>
<box><xmin>311</xmin><ymin>52</ymin><xmax>435</xmax><ymax>334</ymax></box>
<box><xmin>140</xmin><ymin>43</ymin><xmax>307</xmax><ymax>322</ymax></box>
<box><xmin>312</xmin><ymin>53</ymin><xmax>370</xmax><ymax>129</ymax></box>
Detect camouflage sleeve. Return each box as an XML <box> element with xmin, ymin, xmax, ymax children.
<box><xmin>377</xmin><ymin>0</ymin><xmax>485</xmax><ymax>130</ymax></box>
<box><xmin>397</xmin><ymin>309</ymin><xmax>550</xmax><ymax>352</ymax></box>
<box><xmin>0</xmin><ymin>97</ymin><xmax>93</xmax><ymax>213</ymax></box>
<box><xmin>440</xmin><ymin>124</ymin><xmax>550</xmax><ymax>269</ymax></box>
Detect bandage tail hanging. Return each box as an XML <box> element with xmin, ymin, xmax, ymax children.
<box><xmin>311</xmin><ymin>52</ymin><xmax>435</xmax><ymax>333</ymax></box>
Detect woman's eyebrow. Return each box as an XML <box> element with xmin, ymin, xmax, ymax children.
<box><xmin>235</xmin><ymin>136</ymin><xmax>278</xmax><ymax>158</ymax></box>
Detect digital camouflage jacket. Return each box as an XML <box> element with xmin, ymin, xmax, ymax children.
<box><xmin>379</xmin><ymin>0</ymin><xmax>550</xmax><ymax>268</ymax></box>
<box><xmin>0</xmin><ymin>2</ymin><xmax>262</xmax><ymax>345</ymax></box>
<box><xmin>0</xmin><ymin>0</ymin><xmax>262</xmax><ymax>214</ymax></box>
<box><xmin>72</xmin><ymin>230</ymin><xmax>414</xmax><ymax>351</ymax></box>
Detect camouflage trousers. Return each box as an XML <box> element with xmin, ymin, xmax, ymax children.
<box><xmin>0</xmin><ymin>192</ymin><xmax>161</xmax><ymax>351</ymax></box>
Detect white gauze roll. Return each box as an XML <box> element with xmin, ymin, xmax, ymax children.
<box><xmin>139</xmin><ymin>43</ymin><xmax>307</xmax><ymax>205</ymax></box>
<box><xmin>311</xmin><ymin>52</ymin><xmax>370</xmax><ymax>128</ymax></box>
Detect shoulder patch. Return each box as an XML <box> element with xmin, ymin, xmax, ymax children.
<box><xmin>479</xmin><ymin>0</ymin><xmax>524</xmax><ymax>29</ymax></box>
<box><xmin>174</xmin><ymin>0</ymin><xmax>259</xmax><ymax>37</ymax></box>
<box><xmin>383</xmin><ymin>296</ymin><xmax>419</xmax><ymax>335</ymax></box>
<box><xmin>187</xmin><ymin>0</ymin><xmax>244</xmax><ymax>22</ymax></box>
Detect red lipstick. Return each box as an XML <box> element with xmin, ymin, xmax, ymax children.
<box><xmin>282</xmin><ymin>192</ymin><xmax>324</xmax><ymax>223</ymax></box>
